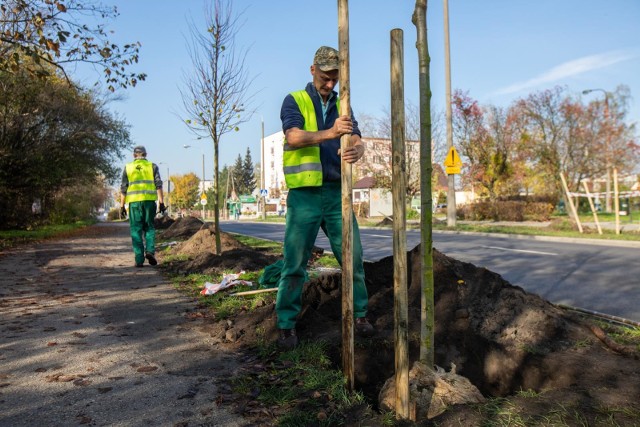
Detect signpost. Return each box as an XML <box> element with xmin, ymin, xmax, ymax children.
<box><xmin>200</xmin><ymin>193</ymin><xmax>207</xmax><ymax>219</ymax></box>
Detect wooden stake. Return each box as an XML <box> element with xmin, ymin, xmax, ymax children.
<box><xmin>338</xmin><ymin>0</ymin><xmax>354</xmax><ymax>392</ymax></box>
<box><xmin>229</xmin><ymin>288</ymin><xmax>278</xmax><ymax>297</ymax></box>
<box><xmin>390</xmin><ymin>28</ymin><xmax>409</xmax><ymax>420</ymax></box>
<box><xmin>581</xmin><ymin>181</ymin><xmax>603</xmax><ymax>235</ymax></box>
<box><xmin>560</xmin><ymin>172</ymin><xmax>583</xmax><ymax>233</ymax></box>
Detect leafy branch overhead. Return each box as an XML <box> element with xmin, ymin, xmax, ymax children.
<box><xmin>0</xmin><ymin>0</ymin><xmax>146</xmax><ymax>91</ymax></box>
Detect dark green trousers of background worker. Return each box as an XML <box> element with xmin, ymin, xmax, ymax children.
<box><xmin>128</xmin><ymin>200</ymin><xmax>157</xmax><ymax>266</ymax></box>
<box><xmin>275</xmin><ymin>182</ymin><xmax>368</xmax><ymax>329</ymax></box>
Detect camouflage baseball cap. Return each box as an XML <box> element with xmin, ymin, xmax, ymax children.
<box><xmin>313</xmin><ymin>46</ymin><xmax>339</xmax><ymax>71</ymax></box>
<box><xmin>133</xmin><ymin>145</ymin><xmax>147</xmax><ymax>155</ymax></box>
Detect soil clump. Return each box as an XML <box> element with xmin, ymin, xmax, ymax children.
<box><xmin>158</xmin><ymin>217</ymin><xmax>640</xmax><ymax>426</ymax></box>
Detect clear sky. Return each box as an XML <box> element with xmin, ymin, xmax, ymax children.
<box><xmin>79</xmin><ymin>0</ymin><xmax>640</xmax><ymax>181</ymax></box>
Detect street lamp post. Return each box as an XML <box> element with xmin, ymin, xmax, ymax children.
<box><xmin>261</xmin><ymin>119</ymin><xmax>267</xmax><ymax>220</ymax></box>
<box><xmin>443</xmin><ymin>0</ymin><xmax>456</xmax><ymax>227</ymax></box>
<box><xmin>582</xmin><ymin>88</ymin><xmax>612</xmax><ymax>213</ymax></box>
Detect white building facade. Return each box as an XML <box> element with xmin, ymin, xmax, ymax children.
<box><xmin>262</xmin><ymin>131</ymin><xmax>286</xmax><ymax>196</ymax></box>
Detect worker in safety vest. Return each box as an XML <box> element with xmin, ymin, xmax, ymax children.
<box><xmin>275</xmin><ymin>46</ymin><xmax>374</xmax><ymax>350</ymax></box>
<box><xmin>120</xmin><ymin>145</ymin><xmax>165</xmax><ymax>267</ymax></box>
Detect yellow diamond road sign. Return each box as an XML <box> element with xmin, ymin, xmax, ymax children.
<box><xmin>443</xmin><ymin>146</ymin><xmax>462</xmax><ymax>167</ymax></box>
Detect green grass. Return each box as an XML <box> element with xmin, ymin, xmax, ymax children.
<box><xmin>170</xmin><ymin>270</ymin><xmax>273</xmax><ymax>319</ymax></box>
<box><xmin>231</xmin><ymin>233</ymin><xmax>283</xmax><ymax>253</ymax></box>
<box><xmin>470</xmin><ymin>395</ymin><xmax>639</xmax><ymax>427</ymax></box>
<box><xmin>595</xmin><ymin>321</ymin><xmax>640</xmax><ymax>351</ymax></box>
<box><xmin>430</xmin><ymin>220</ymin><xmax>640</xmax><ymax>242</ymax></box>
<box><xmin>0</xmin><ymin>220</ymin><xmax>96</xmax><ymax>249</ymax></box>
<box><xmin>232</xmin><ymin>340</ymin><xmax>369</xmax><ymax>426</ymax></box>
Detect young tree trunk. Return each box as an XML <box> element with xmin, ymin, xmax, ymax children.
<box><xmin>412</xmin><ymin>0</ymin><xmax>435</xmax><ymax>368</ymax></box>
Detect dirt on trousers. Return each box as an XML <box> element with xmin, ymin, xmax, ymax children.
<box><xmin>158</xmin><ymin>217</ymin><xmax>640</xmax><ymax>427</ymax></box>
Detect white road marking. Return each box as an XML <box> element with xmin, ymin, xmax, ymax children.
<box><xmin>480</xmin><ymin>245</ymin><xmax>558</xmax><ymax>256</ymax></box>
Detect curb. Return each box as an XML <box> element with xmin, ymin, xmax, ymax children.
<box><xmin>431</xmin><ymin>229</ymin><xmax>640</xmax><ymax>248</ymax></box>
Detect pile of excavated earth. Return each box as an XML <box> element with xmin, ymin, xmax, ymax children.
<box><xmin>156</xmin><ymin>217</ymin><xmax>640</xmax><ymax>425</ymax></box>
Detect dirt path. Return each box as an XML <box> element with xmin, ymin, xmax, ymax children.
<box><xmin>0</xmin><ymin>222</ymin><xmax>244</xmax><ymax>427</ymax></box>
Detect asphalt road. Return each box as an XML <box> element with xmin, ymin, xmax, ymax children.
<box><xmin>220</xmin><ymin>221</ymin><xmax>640</xmax><ymax>324</ymax></box>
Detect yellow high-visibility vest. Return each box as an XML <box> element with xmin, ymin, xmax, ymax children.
<box><xmin>283</xmin><ymin>90</ymin><xmax>340</xmax><ymax>188</ymax></box>
<box><xmin>124</xmin><ymin>159</ymin><xmax>157</xmax><ymax>203</ymax></box>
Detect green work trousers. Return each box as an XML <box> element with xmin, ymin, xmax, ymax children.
<box><xmin>128</xmin><ymin>200</ymin><xmax>157</xmax><ymax>265</ymax></box>
<box><xmin>275</xmin><ymin>182</ymin><xmax>368</xmax><ymax>329</ymax></box>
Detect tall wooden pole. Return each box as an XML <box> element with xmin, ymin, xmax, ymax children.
<box><xmin>338</xmin><ymin>0</ymin><xmax>354</xmax><ymax>391</ymax></box>
<box><xmin>390</xmin><ymin>28</ymin><xmax>409</xmax><ymax>419</ymax></box>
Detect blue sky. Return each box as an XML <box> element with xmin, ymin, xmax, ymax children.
<box><xmin>80</xmin><ymin>0</ymin><xmax>640</xmax><ymax>180</ymax></box>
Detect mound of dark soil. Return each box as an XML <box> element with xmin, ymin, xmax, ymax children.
<box><xmin>154</xmin><ymin>215</ymin><xmax>175</xmax><ymax>229</ymax></box>
<box><xmin>157</xmin><ymin>222</ymin><xmax>640</xmax><ymax>425</ymax></box>
<box><xmin>159</xmin><ymin>216</ymin><xmax>204</xmax><ymax>239</ymax></box>
<box><xmin>160</xmin><ymin>221</ymin><xmax>279</xmax><ymax>277</ymax></box>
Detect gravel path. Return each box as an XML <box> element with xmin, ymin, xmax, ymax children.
<box><xmin>0</xmin><ymin>222</ymin><xmax>244</xmax><ymax>427</ymax></box>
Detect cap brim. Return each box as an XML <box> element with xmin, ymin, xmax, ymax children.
<box><xmin>317</xmin><ymin>64</ymin><xmax>339</xmax><ymax>71</ymax></box>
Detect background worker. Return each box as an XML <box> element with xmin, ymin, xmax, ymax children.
<box><xmin>120</xmin><ymin>145</ymin><xmax>166</xmax><ymax>267</ymax></box>
<box><xmin>275</xmin><ymin>46</ymin><xmax>374</xmax><ymax>350</ymax></box>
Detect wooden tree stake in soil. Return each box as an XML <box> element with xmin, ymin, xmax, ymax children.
<box><xmin>338</xmin><ymin>0</ymin><xmax>354</xmax><ymax>392</ymax></box>
<box><xmin>390</xmin><ymin>27</ymin><xmax>409</xmax><ymax>420</ymax></box>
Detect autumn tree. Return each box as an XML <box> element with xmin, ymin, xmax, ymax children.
<box><xmin>0</xmin><ymin>0</ymin><xmax>145</xmax><ymax>91</ymax></box>
<box><xmin>452</xmin><ymin>90</ymin><xmax>527</xmax><ymax>201</ymax></box>
<box><xmin>579</xmin><ymin>85</ymin><xmax>639</xmax><ymax>209</ymax></box>
<box><xmin>517</xmin><ymin>85</ymin><xmax>639</xmax><ymax>201</ymax></box>
<box><xmin>169</xmin><ymin>173</ymin><xmax>200</xmax><ymax>211</ymax></box>
<box><xmin>180</xmin><ymin>0</ymin><xmax>255</xmax><ymax>254</ymax></box>
<box><xmin>0</xmin><ymin>66</ymin><xmax>131</xmax><ymax>228</ymax></box>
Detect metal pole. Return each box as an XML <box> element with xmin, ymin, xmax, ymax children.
<box><xmin>604</xmin><ymin>95</ymin><xmax>612</xmax><ymax>213</ymax></box>
<box><xmin>443</xmin><ymin>0</ymin><xmax>456</xmax><ymax>227</ymax></box>
<box><xmin>202</xmin><ymin>153</ymin><xmax>205</xmax><ymax>220</ymax></box>
<box><xmin>261</xmin><ymin>119</ymin><xmax>267</xmax><ymax>220</ymax></box>
<box><xmin>582</xmin><ymin>88</ymin><xmax>612</xmax><ymax>213</ymax></box>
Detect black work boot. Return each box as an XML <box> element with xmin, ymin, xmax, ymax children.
<box><xmin>145</xmin><ymin>252</ymin><xmax>157</xmax><ymax>266</ymax></box>
<box><xmin>277</xmin><ymin>328</ymin><xmax>298</xmax><ymax>350</ymax></box>
<box><xmin>355</xmin><ymin>317</ymin><xmax>375</xmax><ymax>337</ymax></box>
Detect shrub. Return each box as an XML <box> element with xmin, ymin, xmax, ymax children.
<box><xmin>457</xmin><ymin>200</ymin><xmax>555</xmax><ymax>222</ymax></box>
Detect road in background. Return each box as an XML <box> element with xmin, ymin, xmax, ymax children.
<box><xmin>220</xmin><ymin>221</ymin><xmax>640</xmax><ymax>323</ymax></box>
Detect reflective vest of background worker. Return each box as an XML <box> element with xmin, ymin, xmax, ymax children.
<box><xmin>119</xmin><ymin>145</ymin><xmax>165</xmax><ymax>267</ymax></box>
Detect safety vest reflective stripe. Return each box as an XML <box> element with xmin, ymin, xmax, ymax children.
<box><xmin>283</xmin><ymin>162</ymin><xmax>323</xmax><ymax>175</ymax></box>
<box><xmin>283</xmin><ymin>90</ymin><xmax>324</xmax><ymax>188</ymax></box>
<box><xmin>125</xmin><ymin>160</ymin><xmax>157</xmax><ymax>203</ymax></box>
